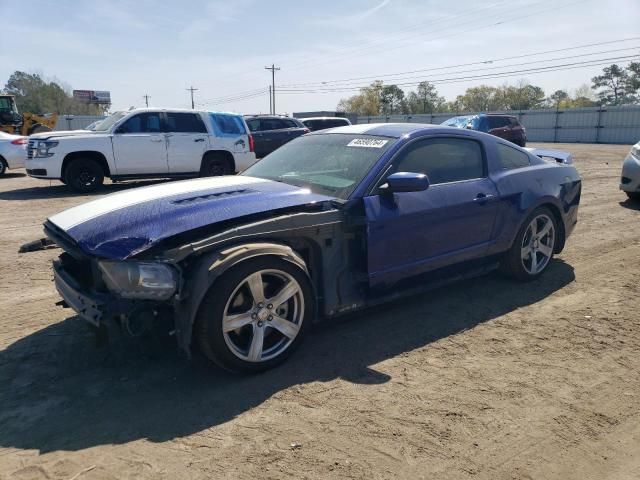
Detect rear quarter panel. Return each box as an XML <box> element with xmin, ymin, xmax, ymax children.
<box><xmin>486</xmin><ymin>145</ymin><xmax>581</xmax><ymax>254</ymax></box>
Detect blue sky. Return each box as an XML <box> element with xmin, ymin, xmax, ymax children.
<box><xmin>1</xmin><ymin>0</ymin><xmax>638</xmax><ymax>114</ymax></box>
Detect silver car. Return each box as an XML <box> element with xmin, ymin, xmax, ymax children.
<box><xmin>620</xmin><ymin>141</ymin><xmax>640</xmax><ymax>200</ymax></box>
<box><xmin>0</xmin><ymin>132</ymin><xmax>27</xmax><ymax>176</ymax></box>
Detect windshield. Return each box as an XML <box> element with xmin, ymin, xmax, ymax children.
<box><xmin>242</xmin><ymin>133</ymin><xmax>396</xmax><ymax>200</ymax></box>
<box><xmin>93</xmin><ymin>111</ymin><xmax>127</xmax><ymax>132</ymax></box>
<box><xmin>441</xmin><ymin>116</ymin><xmax>475</xmax><ymax>128</ymax></box>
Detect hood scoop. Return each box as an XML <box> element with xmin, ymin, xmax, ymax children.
<box><xmin>171</xmin><ymin>188</ymin><xmax>254</xmax><ymax>205</ymax></box>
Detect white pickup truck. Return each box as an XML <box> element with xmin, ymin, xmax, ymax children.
<box><xmin>25</xmin><ymin>108</ymin><xmax>257</xmax><ymax>192</ymax></box>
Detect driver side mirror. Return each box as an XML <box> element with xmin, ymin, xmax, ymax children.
<box><xmin>381</xmin><ymin>172</ymin><xmax>430</xmax><ymax>193</ymax></box>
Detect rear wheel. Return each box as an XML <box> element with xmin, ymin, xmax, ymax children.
<box><xmin>195</xmin><ymin>256</ymin><xmax>313</xmax><ymax>373</ymax></box>
<box><xmin>626</xmin><ymin>192</ymin><xmax>640</xmax><ymax>200</ymax></box>
<box><xmin>502</xmin><ymin>207</ymin><xmax>558</xmax><ymax>281</ymax></box>
<box><xmin>64</xmin><ymin>158</ymin><xmax>104</xmax><ymax>193</ymax></box>
<box><xmin>200</xmin><ymin>152</ymin><xmax>232</xmax><ymax>177</ymax></box>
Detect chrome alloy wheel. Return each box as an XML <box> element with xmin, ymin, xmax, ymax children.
<box><xmin>521</xmin><ymin>213</ymin><xmax>555</xmax><ymax>275</ymax></box>
<box><xmin>221</xmin><ymin>269</ymin><xmax>304</xmax><ymax>363</ymax></box>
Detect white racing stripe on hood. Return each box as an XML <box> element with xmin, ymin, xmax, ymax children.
<box><xmin>49</xmin><ymin>176</ymin><xmax>268</xmax><ymax>231</ymax></box>
<box><xmin>323</xmin><ymin>123</ymin><xmax>388</xmax><ymax>134</ymax></box>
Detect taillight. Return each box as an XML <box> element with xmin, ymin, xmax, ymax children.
<box><xmin>11</xmin><ymin>138</ymin><xmax>27</xmax><ymax>145</ymax></box>
<box><xmin>248</xmin><ymin>134</ymin><xmax>255</xmax><ymax>153</ymax></box>
<box><xmin>303</xmin><ymin>128</ymin><xmax>310</xmax><ymax>134</ymax></box>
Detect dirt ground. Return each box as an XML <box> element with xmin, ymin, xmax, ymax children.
<box><xmin>0</xmin><ymin>143</ymin><xmax>639</xmax><ymax>480</ymax></box>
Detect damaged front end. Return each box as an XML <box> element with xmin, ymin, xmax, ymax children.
<box><xmin>46</xmin><ymin>221</ymin><xmax>179</xmax><ymax>343</ymax></box>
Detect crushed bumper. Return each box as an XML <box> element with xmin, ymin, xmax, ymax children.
<box><xmin>53</xmin><ymin>259</ymin><xmax>108</xmax><ymax>326</ymax></box>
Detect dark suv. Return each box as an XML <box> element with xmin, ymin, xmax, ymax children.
<box><xmin>244</xmin><ymin>115</ymin><xmax>309</xmax><ymax>158</ymax></box>
<box><xmin>441</xmin><ymin>114</ymin><xmax>527</xmax><ymax>147</ymax></box>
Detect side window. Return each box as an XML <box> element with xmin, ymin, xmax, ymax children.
<box><xmin>487</xmin><ymin>116</ymin><xmax>509</xmax><ymax>129</ymax></box>
<box><xmin>510</xmin><ymin>118</ymin><xmax>521</xmax><ymax>127</ymax></box>
<box><xmin>497</xmin><ymin>143</ymin><xmax>530</xmax><ymax>169</ymax></box>
<box><xmin>118</xmin><ymin>113</ymin><xmax>162</xmax><ymax>133</ymax></box>
<box><xmin>165</xmin><ymin>113</ymin><xmax>207</xmax><ymax>133</ymax></box>
<box><xmin>210</xmin><ymin>114</ymin><xmax>246</xmax><ymax>135</ymax></box>
<box><xmin>394</xmin><ymin>137</ymin><xmax>485</xmax><ymax>184</ymax></box>
<box><xmin>281</xmin><ymin>119</ymin><xmax>298</xmax><ymax>128</ymax></box>
<box><xmin>263</xmin><ymin>119</ymin><xmax>285</xmax><ymax>130</ymax></box>
<box><xmin>246</xmin><ymin>119</ymin><xmax>261</xmax><ymax>132</ymax></box>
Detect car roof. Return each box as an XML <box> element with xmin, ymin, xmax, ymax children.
<box><xmin>300</xmin><ymin>117</ymin><xmax>350</xmax><ymax>121</ymax></box>
<box><xmin>309</xmin><ymin>122</ymin><xmax>443</xmax><ymax>138</ymax></box>
<box><xmin>126</xmin><ymin>107</ymin><xmax>240</xmax><ymax>116</ymax></box>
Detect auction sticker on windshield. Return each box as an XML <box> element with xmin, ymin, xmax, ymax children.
<box><xmin>347</xmin><ymin>138</ymin><xmax>389</xmax><ymax>148</ymax></box>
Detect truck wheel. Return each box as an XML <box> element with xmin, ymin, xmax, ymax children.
<box><xmin>194</xmin><ymin>256</ymin><xmax>313</xmax><ymax>373</ymax></box>
<box><xmin>626</xmin><ymin>192</ymin><xmax>640</xmax><ymax>201</ymax></box>
<box><xmin>200</xmin><ymin>153</ymin><xmax>232</xmax><ymax>177</ymax></box>
<box><xmin>501</xmin><ymin>207</ymin><xmax>558</xmax><ymax>281</ymax></box>
<box><xmin>65</xmin><ymin>158</ymin><xmax>104</xmax><ymax>193</ymax></box>
<box><xmin>0</xmin><ymin>157</ymin><xmax>7</xmax><ymax>176</ymax></box>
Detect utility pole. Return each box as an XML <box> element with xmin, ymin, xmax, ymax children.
<box><xmin>268</xmin><ymin>85</ymin><xmax>272</xmax><ymax>114</ymax></box>
<box><xmin>265</xmin><ymin>64</ymin><xmax>280</xmax><ymax>114</ymax></box>
<box><xmin>186</xmin><ymin>86</ymin><xmax>198</xmax><ymax>109</ymax></box>
<box><xmin>143</xmin><ymin>94</ymin><xmax>150</xmax><ymax>108</ymax></box>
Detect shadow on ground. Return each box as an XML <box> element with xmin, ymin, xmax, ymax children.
<box><xmin>0</xmin><ymin>179</ymin><xmax>170</xmax><ymax>201</ymax></box>
<box><xmin>0</xmin><ymin>260</ymin><xmax>575</xmax><ymax>453</ymax></box>
<box><xmin>619</xmin><ymin>197</ymin><xmax>640</xmax><ymax>211</ymax></box>
<box><xmin>0</xmin><ymin>172</ymin><xmax>26</xmax><ymax>179</ymax></box>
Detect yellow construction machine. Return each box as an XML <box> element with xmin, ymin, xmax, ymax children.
<box><xmin>0</xmin><ymin>94</ymin><xmax>58</xmax><ymax>136</ymax></box>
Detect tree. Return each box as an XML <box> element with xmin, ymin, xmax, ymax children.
<box><xmin>547</xmin><ymin>89</ymin><xmax>569</xmax><ymax>108</ymax></box>
<box><xmin>626</xmin><ymin>62</ymin><xmax>640</xmax><ymax>100</ymax></box>
<box><xmin>337</xmin><ymin>81</ymin><xmax>384</xmax><ymax>116</ymax></box>
<box><xmin>591</xmin><ymin>64</ymin><xmax>629</xmax><ymax>105</ymax></box>
<box><xmin>502</xmin><ymin>81</ymin><xmax>546</xmax><ymax>110</ymax></box>
<box><xmin>454</xmin><ymin>85</ymin><xmax>503</xmax><ymax>111</ymax></box>
<box><xmin>3</xmin><ymin>71</ymin><xmax>108</xmax><ymax>115</ymax></box>
<box><xmin>380</xmin><ymin>84</ymin><xmax>405</xmax><ymax>115</ymax></box>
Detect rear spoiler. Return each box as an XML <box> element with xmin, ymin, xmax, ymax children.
<box><xmin>525</xmin><ymin>148</ymin><xmax>573</xmax><ymax>165</ymax></box>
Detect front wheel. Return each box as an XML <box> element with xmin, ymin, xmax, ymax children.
<box><xmin>195</xmin><ymin>256</ymin><xmax>313</xmax><ymax>373</ymax></box>
<box><xmin>0</xmin><ymin>158</ymin><xmax>7</xmax><ymax>176</ymax></box>
<box><xmin>502</xmin><ymin>207</ymin><xmax>558</xmax><ymax>281</ymax></box>
<box><xmin>64</xmin><ymin>158</ymin><xmax>104</xmax><ymax>193</ymax></box>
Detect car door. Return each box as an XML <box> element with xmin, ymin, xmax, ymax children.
<box><xmin>111</xmin><ymin>112</ymin><xmax>168</xmax><ymax>175</ymax></box>
<box><xmin>164</xmin><ymin>112</ymin><xmax>209</xmax><ymax>173</ymax></box>
<box><xmin>364</xmin><ymin>136</ymin><xmax>500</xmax><ymax>287</ymax></box>
<box><xmin>260</xmin><ymin>118</ymin><xmax>290</xmax><ymax>154</ymax></box>
<box><xmin>487</xmin><ymin>116</ymin><xmax>510</xmax><ymax>140</ymax></box>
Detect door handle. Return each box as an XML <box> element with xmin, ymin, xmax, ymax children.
<box><xmin>474</xmin><ymin>193</ymin><xmax>496</xmax><ymax>203</ymax></box>
<box><xmin>194</xmin><ymin>138</ymin><xmax>205</xmax><ymax>142</ymax></box>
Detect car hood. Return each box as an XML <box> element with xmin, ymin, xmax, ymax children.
<box><xmin>47</xmin><ymin>176</ymin><xmax>336</xmax><ymax>260</ymax></box>
<box><xmin>30</xmin><ymin>130</ymin><xmax>103</xmax><ymax>140</ymax></box>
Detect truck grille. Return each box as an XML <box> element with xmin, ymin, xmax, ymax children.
<box><xmin>27</xmin><ymin>139</ymin><xmax>36</xmax><ymax>159</ymax></box>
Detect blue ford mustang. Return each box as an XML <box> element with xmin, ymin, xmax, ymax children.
<box><xmin>45</xmin><ymin>123</ymin><xmax>581</xmax><ymax>372</ymax></box>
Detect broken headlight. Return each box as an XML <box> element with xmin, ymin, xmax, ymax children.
<box><xmin>98</xmin><ymin>261</ymin><xmax>177</xmax><ymax>300</ymax></box>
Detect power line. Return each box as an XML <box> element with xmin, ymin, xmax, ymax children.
<box><xmin>186</xmin><ymin>86</ymin><xmax>198</xmax><ymax>109</ymax></box>
<box><xmin>281</xmin><ymin>47</ymin><xmax>640</xmax><ymax>90</ymax></box>
<box><xmin>282</xmin><ymin>0</ymin><xmax>585</xmax><ymax>73</ymax></box>
<box><xmin>265</xmin><ymin>64</ymin><xmax>281</xmax><ymax>114</ymax></box>
<box><xmin>276</xmin><ymin>54</ymin><xmax>640</xmax><ymax>94</ymax></box>
<box><xmin>279</xmin><ymin>37</ymin><xmax>640</xmax><ymax>88</ymax></box>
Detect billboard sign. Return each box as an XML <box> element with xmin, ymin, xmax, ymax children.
<box><xmin>73</xmin><ymin>90</ymin><xmax>111</xmax><ymax>105</ymax></box>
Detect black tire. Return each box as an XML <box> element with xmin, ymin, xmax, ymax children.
<box><xmin>626</xmin><ymin>192</ymin><xmax>640</xmax><ymax>201</ymax></box>
<box><xmin>194</xmin><ymin>256</ymin><xmax>314</xmax><ymax>373</ymax></box>
<box><xmin>501</xmin><ymin>207</ymin><xmax>558</xmax><ymax>282</ymax></box>
<box><xmin>64</xmin><ymin>158</ymin><xmax>104</xmax><ymax>193</ymax></box>
<box><xmin>0</xmin><ymin>157</ymin><xmax>7</xmax><ymax>176</ymax></box>
<box><xmin>200</xmin><ymin>153</ymin><xmax>232</xmax><ymax>177</ymax></box>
